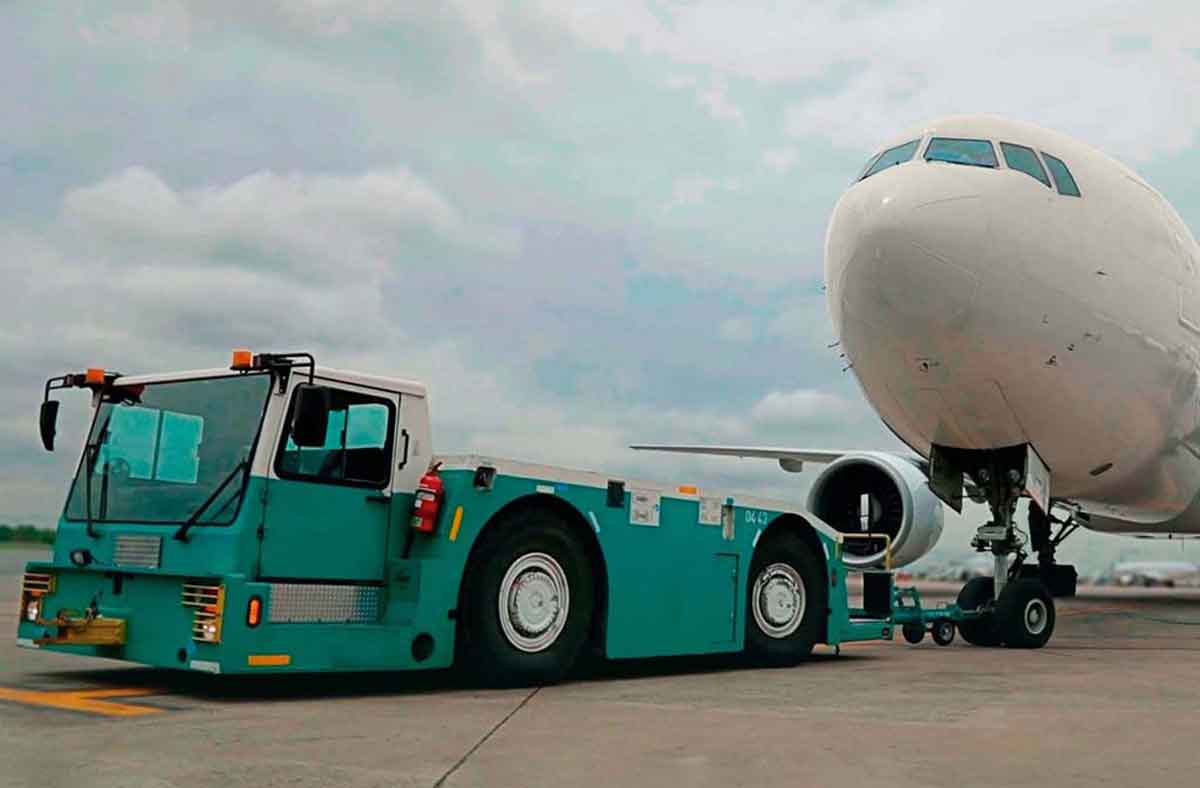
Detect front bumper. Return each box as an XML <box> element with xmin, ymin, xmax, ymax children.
<box><xmin>15</xmin><ymin>561</ymin><xmax>458</xmax><ymax>674</ymax></box>
<box><xmin>31</xmin><ymin>614</ymin><xmax>127</xmax><ymax>647</ymax></box>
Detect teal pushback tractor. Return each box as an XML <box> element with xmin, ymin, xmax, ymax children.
<box><xmin>18</xmin><ymin>352</ymin><xmax>893</xmax><ymax>684</ymax></box>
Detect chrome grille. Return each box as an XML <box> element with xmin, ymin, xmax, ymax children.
<box><xmin>113</xmin><ymin>535</ymin><xmax>162</xmax><ymax>569</ymax></box>
<box><xmin>268</xmin><ymin>584</ymin><xmax>382</xmax><ymax>623</ymax></box>
<box><xmin>181</xmin><ymin>582</ymin><xmax>222</xmax><ymax>608</ymax></box>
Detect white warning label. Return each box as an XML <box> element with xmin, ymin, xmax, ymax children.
<box><xmin>629</xmin><ymin>489</ymin><xmax>661</xmax><ymax>527</ymax></box>
<box><xmin>698</xmin><ymin>496</ymin><xmax>722</xmax><ymax>526</ymax></box>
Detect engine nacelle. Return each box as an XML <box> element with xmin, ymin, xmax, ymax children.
<box><xmin>806</xmin><ymin>452</ymin><xmax>944</xmax><ymax>569</ymax></box>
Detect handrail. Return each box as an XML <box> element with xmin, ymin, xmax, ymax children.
<box><xmin>839</xmin><ymin>532</ymin><xmax>894</xmax><ymax>570</ymax></box>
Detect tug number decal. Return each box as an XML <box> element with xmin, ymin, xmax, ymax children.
<box><xmin>744</xmin><ymin>509</ymin><xmax>769</xmax><ymax>526</ymax></box>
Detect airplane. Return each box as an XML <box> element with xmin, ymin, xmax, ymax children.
<box><xmin>1103</xmin><ymin>560</ymin><xmax>1200</xmax><ymax>588</ymax></box>
<box><xmin>634</xmin><ymin>114</ymin><xmax>1200</xmax><ymax>649</ymax></box>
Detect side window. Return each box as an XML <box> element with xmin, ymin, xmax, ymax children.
<box><xmin>1041</xmin><ymin>152</ymin><xmax>1081</xmax><ymax>197</ymax></box>
<box><xmin>276</xmin><ymin>389</ymin><xmax>395</xmax><ymax>488</ymax></box>
<box><xmin>924</xmin><ymin>138</ymin><xmax>998</xmax><ymax>168</ymax></box>
<box><xmin>1000</xmin><ymin>142</ymin><xmax>1051</xmax><ymax>188</ymax></box>
<box><xmin>860</xmin><ymin>139</ymin><xmax>920</xmax><ymax>180</ymax></box>
<box><xmin>855</xmin><ymin>152</ymin><xmax>881</xmax><ymax>181</ymax></box>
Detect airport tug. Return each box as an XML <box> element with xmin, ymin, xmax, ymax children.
<box><xmin>17</xmin><ymin>351</ymin><xmax>945</xmax><ymax>683</ymax></box>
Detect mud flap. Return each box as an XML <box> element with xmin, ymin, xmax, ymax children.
<box><xmin>1019</xmin><ymin>563</ymin><xmax>1077</xmax><ymax>598</ymax></box>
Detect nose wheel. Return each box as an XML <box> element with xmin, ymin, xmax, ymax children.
<box><xmin>954</xmin><ymin>568</ymin><xmax>1056</xmax><ymax>648</ymax></box>
<box><xmin>995</xmin><ymin>578</ymin><xmax>1055</xmax><ymax>648</ymax></box>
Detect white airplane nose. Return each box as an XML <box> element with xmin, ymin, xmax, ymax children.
<box><xmin>825</xmin><ymin>164</ymin><xmax>1027</xmax><ymax>453</ymax></box>
<box><xmin>827</xmin><ymin>166</ymin><xmax>987</xmax><ymax>349</ymax></box>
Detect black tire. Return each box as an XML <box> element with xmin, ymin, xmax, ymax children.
<box><xmin>901</xmin><ymin>622</ymin><xmax>925</xmax><ymax>644</ymax></box>
<box><xmin>745</xmin><ymin>533</ymin><xmax>827</xmax><ymax>665</ymax></box>
<box><xmin>956</xmin><ymin>576</ymin><xmax>1001</xmax><ymax>647</ymax></box>
<box><xmin>931</xmin><ymin>620</ymin><xmax>956</xmax><ymax>646</ymax></box>
<box><xmin>995</xmin><ymin>578</ymin><xmax>1055</xmax><ymax>649</ymax></box>
<box><xmin>458</xmin><ymin>508</ymin><xmax>595</xmax><ymax>687</ymax></box>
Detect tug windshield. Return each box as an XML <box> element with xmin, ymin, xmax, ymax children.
<box><xmin>64</xmin><ymin>373</ymin><xmax>272</xmax><ymax>525</ymax></box>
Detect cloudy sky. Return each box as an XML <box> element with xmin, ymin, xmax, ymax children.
<box><xmin>4</xmin><ymin>2</ymin><xmax>1200</xmax><ymax>568</ymax></box>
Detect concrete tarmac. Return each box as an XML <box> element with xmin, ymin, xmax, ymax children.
<box><xmin>3</xmin><ymin>548</ymin><xmax>1200</xmax><ymax>788</ymax></box>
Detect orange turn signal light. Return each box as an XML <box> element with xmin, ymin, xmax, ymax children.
<box><xmin>246</xmin><ymin>596</ymin><xmax>262</xmax><ymax>627</ymax></box>
<box><xmin>85</xmin><ymin>368</ymin><xmax>106</xmax><ymax>385</ymax></box>
<box><xmin>231</xmin><ymin>349</ymin><xmax>254</xmax><ymax>370</ymax></box>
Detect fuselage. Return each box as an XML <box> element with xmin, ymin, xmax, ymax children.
<box><xmin>825</xmin><ymin>115</ymin><xmax>1200</xmax><ymax>532</ymax></box>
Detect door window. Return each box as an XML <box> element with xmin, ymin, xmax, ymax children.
<box><xmin>276</xmin><ymin>388</ymin><xmax>395</xmax><ymax>488</ymax></box>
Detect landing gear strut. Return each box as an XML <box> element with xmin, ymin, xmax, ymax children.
<box><xmin>935</xmin><ymin>444</ymin><xmax>1070</xmax><ymax>648</ymax></box>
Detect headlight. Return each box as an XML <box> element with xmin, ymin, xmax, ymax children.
<box><xmin>25</xmin><ymin>599</ymin><xmax>40</xmax><ymax>622</ymax></box>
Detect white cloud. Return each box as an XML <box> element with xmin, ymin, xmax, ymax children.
<box><xmin>535</xmin><ymin>1</ymin><xmax>1200</xmax><ymax>161</ymax></box>
<box><xmin>766</xmin><ymin>301</ymin><xmax>841</xmax><ymax>353</ymax></box>
<box><xmin>696</xmin><ymin>79</ymin><xmax>745</xmax><ymax>126</ymax></box>
<box><xmin>662</xmin><ymin>175</ymin><xmax>741</xmax><ymax>213</ymax></box>
<box><xmin>718</xmin><ymin>317</ymin><xmax>754</xmax><ymax>342</ymax></box>
<box><xmin>750</xmin><ymin>389</ymin><xmax>859</xmax><ymax>429</ymax></box>
<box><xmin>762</xmin><ymin>148</ymin><xmax>798</xmax><ymax>174</ymax></box>
<box><xmin>63</xmin><ymin>166</ymin><xmax>518</xmax><ymax>264</ymax></box>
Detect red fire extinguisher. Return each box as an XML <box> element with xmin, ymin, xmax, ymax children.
<box><xmin>411</xmin><ymin>462</ymin><xmax>445</xmax><ymax>534</ymax></box>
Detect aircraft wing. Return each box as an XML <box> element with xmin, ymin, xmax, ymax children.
<box><xmin>628</xmin><ymin>444</ymin><xmax>850</xmax><ymax>473</ymax></box>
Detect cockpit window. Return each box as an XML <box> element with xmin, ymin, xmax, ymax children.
<box><xmin>1000</xmin><ymin>142</ymin><xmax>1051</xmax><ymax>188</ymax></box>
<box><xmin>855</xmin><ymin>152</ymin><xmax>881</xmax><ymax>181</ymax></box>
<box><xmin>1041</xmin><ymin>152</ymin><xmax>1081</xmax><ymax>197</ymax></box>
<box><xmin>860</xmin><ymin>139</ymin><xmax>920</xmax><ymax>180</ymax></box>
<box><xmin>924</xmin><ymin>138</ymin><xmax>998</xmax><ymax>168</ymax></box>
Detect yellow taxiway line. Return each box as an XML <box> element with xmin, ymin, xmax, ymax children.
<box><xmin>0</xmin><ymin>686</ymin><xmax>163</xmax><ymax>717</ymax></box>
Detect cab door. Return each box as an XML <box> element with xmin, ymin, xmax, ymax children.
<box><xmin>260</xmin><ymin>380</ymin><xmax>401</xmax><ymax>582</ymax></box>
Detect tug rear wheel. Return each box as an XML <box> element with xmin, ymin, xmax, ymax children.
<box><xmin>745</xmin><ymin>533</ymin><xmax>826</xmax><ymax>665</ymax></box>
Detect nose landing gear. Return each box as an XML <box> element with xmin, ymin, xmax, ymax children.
<box><xmin>932</xmin><ymin>443</ymin><xmax>1071</xmax><ymax>648</ymax></box>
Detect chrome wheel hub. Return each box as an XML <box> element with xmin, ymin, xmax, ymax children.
<box><xmin>1023</xmin><ymin>598</ymin><xmax>1048</xmax><ymax>635</ymax></box>
<box><xmin>752</xmin><ymin>563</ymin><xmax>806</xmax><ymax>639</ymax></box>
<box><xmin>498</xmin><ymin>552</ymin><xmax>570</xmax><ymax>653</ymax></box>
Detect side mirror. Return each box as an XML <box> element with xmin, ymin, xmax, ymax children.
<box><xmin>39</xmin><ymin>400</ymin><xmax>60</xmax><ymax>451</ymax></box>
<box><xmin>291</xmin><ymin>384</ymin><xmax>331</xmax><ymax>447</ymax></box>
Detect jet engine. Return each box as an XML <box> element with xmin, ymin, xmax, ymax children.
<box><xmin>806</xmin><ymin>452</ymin><xmax>944</xmax><ymax>569</ymax></box>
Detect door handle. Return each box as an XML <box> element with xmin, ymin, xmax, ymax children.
<box><xmin>397</xmin><ymin>429</ymin><xmax>410</xmax><ymax>470</ymax></box>
<box><xmin>365</xmin><ymin>494</ymin><xmax>391</xmax><ymax>504</ymax></box>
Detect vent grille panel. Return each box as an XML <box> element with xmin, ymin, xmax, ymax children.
<box><xmin>114</xmin><ymin>535</ymin><xmax>162</xmax><ymax>569</ymax></box>
<box><xmin>268</xmin><ymin>584</ymin><xmax>382</xmax><ymax>623</ymax></box>
<box><xmin>182</xmin><ymin>583</ymin><xmax>222</xmax><ymax>608</ymax></box>
<box><xmin>22</xmin><ymin>572</ymin><xmax>53</xmax><ymax>594</ymax></box>
<box><xmin>181</xmin><ymin>581</ymin><xmax>224</xmax><ymax>643</ymax></box>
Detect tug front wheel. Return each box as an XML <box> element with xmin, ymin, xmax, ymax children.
<box><xmin>458</xmin><ymin>509</ymin><xmax>595</xmax><ymax>686</ymax></box>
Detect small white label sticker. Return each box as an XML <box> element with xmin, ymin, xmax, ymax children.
<box><xmin>629</xmin><ymin>489</ymin><xmax>661</xmax><ymax>527</ymax></box>
<box><xmin>536</xmin><ymin>484</ymin><xmax>556</xmax><ymax>495</ymax></box>
<box><xmin>1024</xmin><ymin>446</ymin><xmax>1051</xmax><ymax>515</ymax></box>
<box><xmin>698</xmin><ymin>496</ymin><xmax>722</xmax><ymax>526</ymax></box>
<box><xmin>190</xmin><ymin>660</ymin><xmax>221</xmax><ymax>674</ymax></box>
